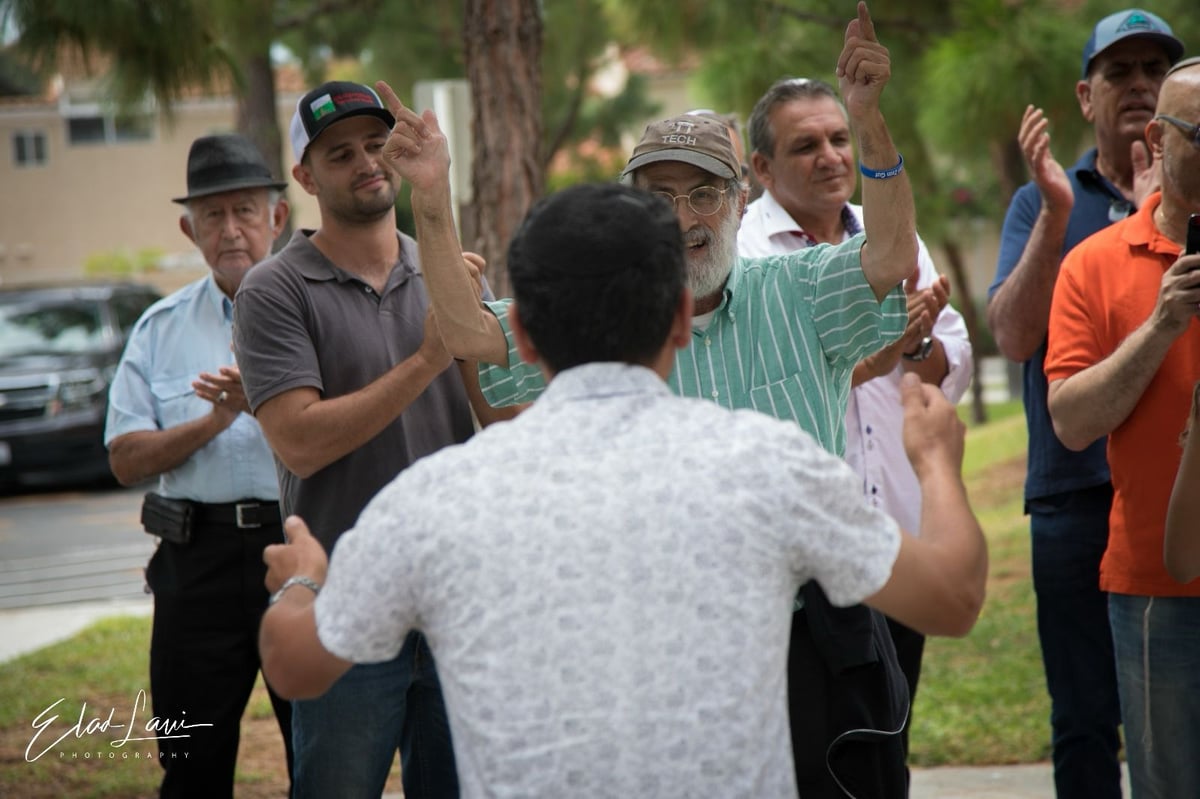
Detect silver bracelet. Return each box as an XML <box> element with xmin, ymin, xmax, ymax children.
<box><xmin>269</xmin><ymin>575</ymin><xmax>322</xmax><ymax>606</ymax></box>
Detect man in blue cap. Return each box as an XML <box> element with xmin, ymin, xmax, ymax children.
<box><xmin>987</xmin><ymin>9</ymin><xmax>1183</xmax><ymax>798</ymax></box>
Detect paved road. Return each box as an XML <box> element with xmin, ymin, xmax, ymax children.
<box><xmin>0</xmin><ymin>482</ymin><xmax>152</xmax><ymax>608</ymax></box>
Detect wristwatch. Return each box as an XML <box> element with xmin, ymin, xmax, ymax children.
<box><xmin>903</xmin><ymin>335</ymin><xmax>935</xmax><ymax>362</ymax></box>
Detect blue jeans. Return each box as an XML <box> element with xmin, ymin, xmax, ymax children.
<box><xmin>1028</xmin><ymin>484</ymin><xmax>1122</xmax><ymax>799</ymax></box>
<box><xmin>1109</xmin><ymin>594</ymin><xmax>1200</xmax><ymax>799</ymax></box>
<box><xmin>291</xmin><ymin>631</ymin><xmax>458</xmax><ymax>799</ymax></box>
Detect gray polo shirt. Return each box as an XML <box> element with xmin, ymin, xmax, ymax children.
<box><xmin>233</xmin><ymin>229</ymin><xmax>477</xmax><ymax>551</ymax></box>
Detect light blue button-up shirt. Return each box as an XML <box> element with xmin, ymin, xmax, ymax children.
<box><xmin>105</xmin><ymin>276</ymin><xmax>279</xmax><ymax>502</ymax></box>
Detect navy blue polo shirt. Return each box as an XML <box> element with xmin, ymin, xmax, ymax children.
<box><xmin>990</xmin><ymin>149</ymin><xmax>1125</xmax><ymax>501</ymax></box>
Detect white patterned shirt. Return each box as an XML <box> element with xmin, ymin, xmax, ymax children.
<box><xmin>316</xmin><ymin>362</ymin><xmax>901</xmax><ymax>798</ymax></box>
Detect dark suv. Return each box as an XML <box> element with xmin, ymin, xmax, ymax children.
<box><xmin>0</xmin><ymin>281</ymin><xmax>161</xmax><ymax>488</ymax></box>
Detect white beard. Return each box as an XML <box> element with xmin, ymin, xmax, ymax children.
<box><xmin>684</xmin><ymin>206</ymin><xmax>739</xmax><ymax>301</ymax></box>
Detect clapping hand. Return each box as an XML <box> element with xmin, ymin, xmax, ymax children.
<box><xmin>1018</xmin><ymin>105</ymin><xmax>1073</xmax><ymax>216</ymax></box>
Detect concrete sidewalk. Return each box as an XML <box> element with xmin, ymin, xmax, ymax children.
<box><xmin>4</xmin><ymin>600</ymin><xmax>1118</xmax><ymax>798</ymax></box>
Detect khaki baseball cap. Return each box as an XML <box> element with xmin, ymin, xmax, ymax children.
<box><xmin>620</xmin><ymin>115</ymin><xmax>740</xmax><ymax>183</ymax></box>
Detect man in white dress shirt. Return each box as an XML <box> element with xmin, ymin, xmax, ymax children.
<box><xmin>740</xmin><ymin>75</ymin><xmax>974</xmax><ymax>773</ymax></box>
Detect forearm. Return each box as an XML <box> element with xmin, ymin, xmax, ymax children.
<box><xmin>850</xmin><ymin>360</ymin><xmax>875</xmax><ymax>388</ymax></box>
<box><xmin>259</xmin><ymin>590</ymin><xmax>351</xmax><ymax>700</ymax></box>
<box><xmin>411</xmin><ymin>185</ymin><xmax>508</xmax><ymax>365</ymax></box>
<box><xmin>260</xmin><ymin>353</ymin><xmax>448</xmax><ymax>478</ymax></box>
<box><xmin>865</xmin><ymin>460</ymin><xmax>987</xmax><ymax>638</ymax></box>
<box><xmin>107</xmin><ymin>414</ymin><xmax>231</xmax><ymax>486</ymax></box>
<box><xmin>987</xmin><ymin>208</ymin><xmax>1070</xmax><ymax>362</ymax></box>
<box><xmin>1165</xmin><ymin>427</ymin><xmax>1200</xmax><ymax>583</ymax></box>
<box><xmin>914</xmin><ymin>461</ymin><xmax>988</xmax><ymax>635</ymax></box>
<box><xmin>1048</xmin><ymin>319</ymin><xmax>1176</xmax><ymax>451</ymax></box>
<box><xmin>855</xmin><ymin>110</ymin><xmax>917</xmax><ymax>299</ymax></box>
<box><xmin>900</xmin><ymin>337</ymin><xmax>949</xmax><ymax>386</ymax></box>
<box><xmin>455</xmin><ymin>360</ymin><xmax>524</xmax><ymax>427</ymax></box>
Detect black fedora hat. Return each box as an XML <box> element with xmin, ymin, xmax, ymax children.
<box><xmin>172</xmin><ymin>134</ymin><xmax>288</xmax><ymax>204</ymax></box>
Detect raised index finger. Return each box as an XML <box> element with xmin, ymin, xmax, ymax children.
<box><xmin>856</xmin><ymin>1</ymin><xmax>876</xmax><ymax>43</ymax></box>
<box><xmin>375</xmin><ymin>80</ymin><xmax>433</xmax><ymax>139</ymax></box>
<box><xmin>375</xmin><ymin>79</ymin><xmax>404</xmax><ymax>116</ymax></box>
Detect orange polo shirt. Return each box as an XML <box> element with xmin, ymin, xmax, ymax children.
<box><xmin>1045</xmin><ymin>193</ymin><xmax>1200</xmax><ymax>596</ymax></box>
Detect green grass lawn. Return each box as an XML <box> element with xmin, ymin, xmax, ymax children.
<box><xmin>0</xmin><ymin>402</ymin><xmax>1046</xmax><ymax>794</ymax></box>
<box><xmin>911</xmin><ymin>408</ymin><xmax>1046</xmax><ymax>766</ymax></box>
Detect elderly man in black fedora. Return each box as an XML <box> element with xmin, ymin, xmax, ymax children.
<box><xmin>105</xmin><ymin>133</ymin><xmax>294</xmax><ymax>799</ymax></box>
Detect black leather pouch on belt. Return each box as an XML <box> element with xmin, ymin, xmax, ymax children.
<box><xmin>140</xmin><ymin>492</ymin><xmax>194</xmax><ymax>545</ymax></box>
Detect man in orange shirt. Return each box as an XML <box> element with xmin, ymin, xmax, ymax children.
<box><xmin>1045</xmin><ymin>55</ymin><xmax>1200</xmax><ymax>799</ymax></box>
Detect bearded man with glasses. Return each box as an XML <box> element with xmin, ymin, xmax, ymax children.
<box><xmin>412</xmin><ymin>5</ymin><xmax>931</xmax><ymax>796</ymax></box>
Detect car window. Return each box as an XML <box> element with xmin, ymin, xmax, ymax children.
<box><xmin>112</xmin><ymin>291</ymin><xmax>158</xmax><ymax>336</ymax></box>
<box><xmin>0</xmin><ymin>298</ymin><xmax>106</xmax><ymax>357</ymax></box>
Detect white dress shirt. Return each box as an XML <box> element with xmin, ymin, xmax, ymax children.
<box><xmin>739</xmin><ymin>192</ymin><xmax>973</xmax><ymax>533</ymax></box>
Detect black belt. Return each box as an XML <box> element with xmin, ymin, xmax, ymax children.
<box><xmin>191</xmin><ymin>500</ymin><xmax>281</xmax><ymax>529</ymax></box>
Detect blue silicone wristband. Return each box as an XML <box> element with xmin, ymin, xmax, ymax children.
<box><xmin>859</xmin><ymin>154</ymin><xmax>904</xmax><ymax>180</ymax></box>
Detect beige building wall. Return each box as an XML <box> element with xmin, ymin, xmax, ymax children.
<box><xmin>0</xmin><ymin>93</ymin><xmax>320</xmax><ymax>291</ymax></box>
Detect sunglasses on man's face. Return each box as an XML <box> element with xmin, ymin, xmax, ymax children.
<box><xmin>1155</xmin><ymin>115</ymin><xmax>1200</xmax><ymax>150</ymax></box>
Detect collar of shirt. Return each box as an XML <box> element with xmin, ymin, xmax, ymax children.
<box><xmin>200</xmin><ymin>274</ymin><xmax>234</xmax><ymax>322</ymax></box>
<box><xmin>1072</xmin><ymin>148</ymin><xmax>1135</xmax><ymax>216</ymax></box>
<box><xmin>289</xmin><ymin>228</ymin><xmax>420</xmax><ymax>289</ymax></box>
<box><xmin>746</xmin><ymin>190</ymin><xmax>862</xmax><ymax>250</ymax></box>
<box><xmin>1121</xmin><ymin>191</ymin><xmax>1180</xmax><ymax>256</ymax></box>
<box><xmin>540</xmin><ymin>362</ymin><xmax>670</xmax><ymax>405</ymax></box>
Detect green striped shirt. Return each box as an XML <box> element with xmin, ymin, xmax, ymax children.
<box><xmin>479</xmin><ymin>233</ymin><xmax>907</xmax><ymax>456</ymax></box>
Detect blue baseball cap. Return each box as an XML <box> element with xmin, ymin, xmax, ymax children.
<box><xmin>1081</xmin><ymin>9</ymin><xmax>1183</xmax><ymax>79</ymax></box>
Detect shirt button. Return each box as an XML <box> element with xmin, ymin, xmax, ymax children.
<box><xmin>705</xmin><ymin>338</ymin><xmax>712</xmax><ymax>347</ymax></box>
<box><xmin>711</xmin><ymin>390</ymin><xmax>719</xmax><ymax>399</ymax></box>
<box><xmin>871</xmin><ymin>485</ymin><xmax>878</xmax><ymax>494</ymax></box>
<box><xmin>866</xmin><ymin>425</ymin><xmax>872</xmax><ymax>434</ymax></box>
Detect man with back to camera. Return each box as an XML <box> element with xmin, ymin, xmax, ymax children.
<box><xmin>104</xmin><ymin>133</ymin><xmax>294</xmax><ymax>798</ymax></box>
<box><xmin>739</xmin><ymin>73</ymin><xmax>974</xmax><ymax>779</ymax></box>
<box><xmin>1045</xmin><ymin>55</ymin><xmax>1200</xmax><ymax>799</ymax></box>
<box><xmin>233</xmin><ymin>80</ymin><xmax>513</xmax><ymax>799</ymax></box>
<box><xmin>255</xmin><ymin>105</ymin><xmax>989</xmax><ymax>792</ymax></box>
<box><xmin>399</xmin><ymin>4</ymin><xmax>937</xmax><ymax>795</ymax></box>
<box><xmin>987</xmin><ymin>10</ymin><xmax>1182</xmax><ymax>797</ymax></box>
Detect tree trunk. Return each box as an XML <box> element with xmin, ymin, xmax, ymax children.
<box><xmin>226</xmin><ymin>0</ymin><xmax>291</xmax><ymax>248</ymax></box>
<box><xmin>940</xmin><ymin>236</ymin><xmax>987</xmax><ymax>425</ymax></box>
<box><xmin>462</xmin><ymin>0</ymin><xmax>544</xmax><ymax>299</ymax></box>
<box><xmin>234</xmin><ymin>52</ymin><xmax>292</xmax><ymax>247</ymax></box>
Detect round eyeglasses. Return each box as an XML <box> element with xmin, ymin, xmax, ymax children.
<box><xmin>651</xmin><ymin>186</ymin><xmax>729</xmax><ymax>216</ymax></box>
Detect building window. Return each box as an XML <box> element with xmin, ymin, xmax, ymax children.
<box><xmin>12</xmin><ymin>131</ymin><xmax>48</xmax><ymax>167</ymax></box>
<box><xmin>67</xmin><ymin>116</ymin><xmax>106</xmax><ymax>145</ymax></box>
<box><xmin>66</xmin><ymin>113</ymin><xmax>154</xmax><ymax>146</ymax></box>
